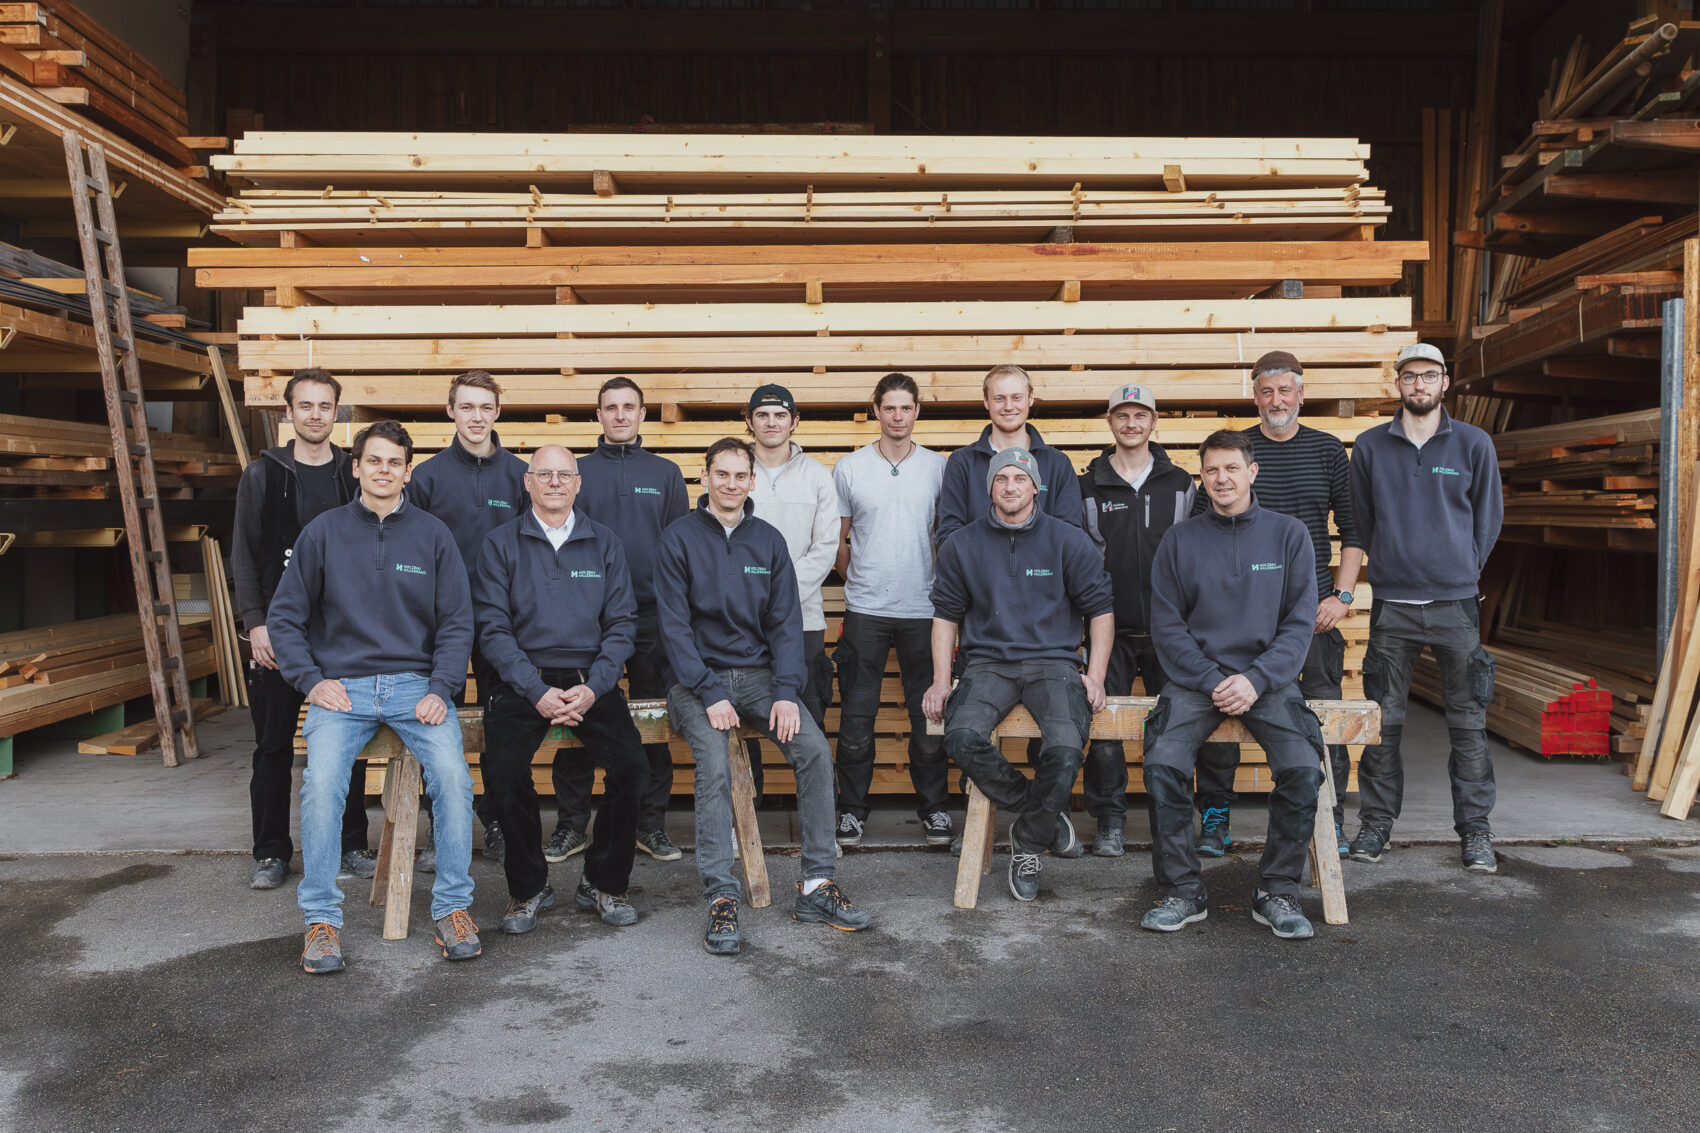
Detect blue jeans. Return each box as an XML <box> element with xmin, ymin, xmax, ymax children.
<box><xmin>298</xmin><ymin>673</ymin><xmax>475</xmax><ymax>928</ymax></box>
<box><xmin>668</xmin><ymin>667</ymin><xmax>837</xmax><ymax>903</ymax></box>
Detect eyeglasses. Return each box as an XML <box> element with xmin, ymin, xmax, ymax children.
<box><xmin>528</xmin><ymin>470</ymin><xmax>579</xmax><ymax>484</ymax></box>
<box><xmin>1396</xmin><ymin>371</ymin><xmax>1446</xmax><ymax>387</ymax></box>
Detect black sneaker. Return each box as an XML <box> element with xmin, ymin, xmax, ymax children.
<box><xmin>1461</xmin><ymin>832</ymin><xmax>1498</xmax><ymax>873</ymax></box>
<box><xmin>1196</xmin><ymin>806</ymin><xmax>1231</xmax><ymax>858</ymax></box>
<box><xmin>922</xmin><ymin>810</ymin><xmax>953</xmax><ymax>847</ymax></box>
<box><xmin>576</xmin><ymin>877</ymin><xmax>639</xmax><ymax>926</ymax></box>
<box><xmin>1008</xmin><ymin>837</ymin><xmax>1043</xmax><ymax>902</ymax></box>
<box><xmin>1141</xmin><ymin>896</ymin><xmax>1208</xmax><ymax>932</ymax></box>
<box><xmin>1092</xmin><ymin>821</ymin><xmax>1125</xmax><ymax>858</ymax></box>
<box><xmin>704</xmin><ymin>896</ymin><xmax>741</xmax><ymax>955</ymax></box>
<box><xmin>636</xmin><ymin>828</ymin><xmax>683</xmax><ymax>862</ymax></box>
<box><xmin>835</xmin><ymin>813</ymin><xmax>864</xmax><ymax>847</ymax></box>
<box><xmin>544</xmin><ymin>826</ymin><xmax>588</xmax><ymax>863</ymax></box>
<box><xmin>300</xmin><ymin>922</ymin><xmax>344</xmax><ymax>974</ymax></box>
<box><xmin>1050</xmin><ymin>812</ymin><xmax>1084</xmax><ymax>859</ymax></box>
<box><xmin>433</xmin><ymin>909</ymin><xmax>482</xmax><ymax>961</ymax></box>
<box><xmin>249</xmin><ymin>858</ymin><xmax>286</xmax><ymax>889</ymax></box>
<box><xmin>1348</xmin><ymin>822</ymin><xmax>1391</xmax><ymax>863</ymax></box>
<box><xmin>792</xmin><ymin>880</ymin><xmax>873</xmax><ymax>930</ymax></box>
<box><xmin>1252</xmin><ymin>889</ymin><xmax>1315</xmax><ymax>940</ymax></box>
<box><xmin>482</xmin><ymin>821</ymin><xmax>506</xmax><ymax>864</ymax></box>
<box><xmin>501</xmin><ymin>885</ymin><xmax>556</xmax><ymax>934</ymax></box>
<box><xmin>338</xmin><ymin>849</ymin><xmax>377</xmax><ymax>879</ymax></box>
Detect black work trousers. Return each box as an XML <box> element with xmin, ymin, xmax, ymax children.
<box><xmin>553</xmin><ymin>614</ymin><xmax>677</xmax><ymax>833</ymax></box>
<box><xmin>1081</xmin><ymin>633</ymin><xmax>1167</xmax><ymax>825</ymax></box>
<box><xmin>247</xmin><ymin>663</ymin><xmax>368</xmax><ymax>863</ymax></box>
<box><xmin>833</xmin><ymin>611</ymin><xmax>951</xmax><ymax>820</ymax></box>
<box><xmin>484</xmin><ymin>669</ymin><xmax>649</xmax><ymax>901</ymax></box>
<box><xmin>1195</xmin><ymin>627</ymin><xmax>1350</xmax><ymax>824</ymax></box>
<box><xmin>1143</xmin><ymin>683</ymin><xmax>1323</xmax><ymax>903</ymax></box>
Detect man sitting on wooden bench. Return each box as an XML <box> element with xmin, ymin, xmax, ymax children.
<box><xmin>268</xmin><ymin>420</ymin><xmax>481</xmax><ymax>973</ymax></box>
<box><xmin>656</xmin><ymin>437</ymin><xmax>874</xmax><ymax>956</ymax></box>
<box><xmin>473</xmin><ymin>444</ymin><xmax>651</xmax><ymax>935</ymax></box>
<box><xmin>1140</xmin><ymin>429</ymin><xmax>1326</xmax><ymax>940</ymax></box>
<box><xmin>922</xmin><ymin>447</ymin><xmax>1115</xmax><ymax>903</ymax></box>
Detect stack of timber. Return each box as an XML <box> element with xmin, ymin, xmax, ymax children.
<box><xmin>197</xmin><ymin>132</ymin><xmax>1426</xmax><ymax>799</ymax></box>
<box><xmin>0</xmin><ymin>0</ymin><xmax>220</xmax><ymax>176</ymax></box>
<box><xmin>1411</xmin><ymin>645</ymin><xmax>1612</xmax><ymax>757</ymax></box>
<box><xmin>1485</xmin><ymin>408</ymin><xmax>1663</xmax><ymax>553</ymax></box>
<box><xmin>0</xmin><ymin>412</ymin><xmax>239</xmax><ymax>499</ymax></box>
<box><xmin>0</xmin><ymin>616</ymin><xmax>217</xmax><ymax>739</ymax></box>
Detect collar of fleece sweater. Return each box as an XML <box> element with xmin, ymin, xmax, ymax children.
<box><xmin>1203</xmin><ymin>497</ymin><xmax>1264</xmax><ymax>530</ymax></box>
<box><xmin>355</xmin><ymin>493</ymin><xmax>411</xmax><ymax>523</ymax></box>
<box><xmin>988</xmin><ymin>503</ymin><xmax>1041</xmax><ymax>533</ymax></box>
<box><xmin>445</xmin><ymin>430</ymin><xmax>509</xmax><ymax>468</ymax></box>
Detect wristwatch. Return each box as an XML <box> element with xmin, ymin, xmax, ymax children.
<box><xmin>1334</xmin><ymin>589</ymin><xmax>1355</xmax><ymax>605</ymax></box>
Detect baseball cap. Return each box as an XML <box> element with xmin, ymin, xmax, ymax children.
<box><xmin>747</xmin><ymin>384</ymin><xmax>797</xmax><ymax>416</ymax></box>
<box><xmin>1395</xmin><ymin>343</ymin><xmax>1446</xmax><ymax>370</ymax></box>
<box><xmin>986</xmin><ymin>447</ymin><xmax>1043</xmax><ymax>495</ymax></box>
<box><xmin>1107</xmin><ymin>383</ymin><xmax>1157</xmax><ymax>414</ymax></box>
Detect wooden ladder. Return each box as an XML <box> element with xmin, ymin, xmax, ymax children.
<box><xmin>62</xmin><ymin>130</ymin><xmax>199</xmax><ymax>767</ymax></box>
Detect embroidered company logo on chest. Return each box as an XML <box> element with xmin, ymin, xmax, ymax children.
<box><xmin>570</xmin><ymin>570</ymin><xmax>602</xmax><ymax>580</ymax></box>
<box><xmin>743</xmin><ymin>565</ymin><xmax>771</xmax><ymax>575</ymax></box>
<box><xmin>394</xmin><ymin>563</ymin><xmax>428</xmax><ymax>576</ymax></box>
<box><xmin>1100</xmin><ymin>501</ymin><xmax>1128</xmax><ymax>513</ymax></box>
<box><xmin>1249</xmin><ymin>562</ymin><xmax>1283</xmax><ymax>572</ymax></box>
<box><xmin>634</xmin><ymin>486</ymin><xmax>662</xmax><ymax>496</ymax></box>
<box><xmin>1430</xmin><ymin>466</ymin><xmax>1460</xmax><ymax>476</ymax></box>
<box><xmin>1024</xmin><ymin>568</ymin><xmax>1055</xmax><ymax>578</ymax></box>
<box><xmin>487</xmin><ymin>498</ymin><xmax>514</xmax><ymax>508</ymax></box>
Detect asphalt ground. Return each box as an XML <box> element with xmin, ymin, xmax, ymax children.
<box><xmin>2</xmin><ymin>841</ymin><xmax>1697</xmax><ymax>1132</ymax></box>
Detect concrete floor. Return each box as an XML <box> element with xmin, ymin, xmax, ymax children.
<box><xmin>0</xmin><ymin>700</ymin><xmax>1690</xmax><ymax>855</ymax></box>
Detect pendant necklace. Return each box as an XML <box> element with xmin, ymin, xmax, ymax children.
<box><xmin>880</xmin><ymin>440</ymin><xmax>915</xmax><ymax>477</ymax></box>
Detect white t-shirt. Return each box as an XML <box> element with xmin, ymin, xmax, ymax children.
<box><xmin>834</xmin><ymin>441</ymin><xmax>948</xmax><ymax>620</ymax></box>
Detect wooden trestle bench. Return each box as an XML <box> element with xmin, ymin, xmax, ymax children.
<box><xmin>926</xmin><ymin>697</ymin><xmax>1381</xmax><ymax>922</ymax></box>
<box><xmin>300</xmin><ymin>694</ymin><xmax>1378</xmax><ymax>937</ymax></box>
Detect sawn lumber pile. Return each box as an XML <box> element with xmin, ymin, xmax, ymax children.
<box><xmin>1411</xmin><ymin>644</ymin><xmax>1613</xmax><ymax>757</ymax></box>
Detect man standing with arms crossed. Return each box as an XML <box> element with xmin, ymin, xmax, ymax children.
<box><xmin>923</xmin><ymin>449</ymin><xmax>1115</xmax><ymax>902</ymax></box>
<box><xmin>1348</xmin><ymin>343</ymin><xmax>1503</xmax><ymax>873</ymax></box>
<box><xmin>1078</xmin><ymin>384</ymin><xmax>1195</xmax><ymax>858</ymax></box>
<box><xmin>232</xmin><ymin>368</ymin><xmax>372</xmax><ymax>890</ymax></box>
<box><xmin>268</xmin><ymin>421</ymin><xmax>480</xmax><ymax>972</ymax></box>
<box><xmin>1140</xmin><ymin>430</ymin><xmax>1324</xmax><ymax>940</ymax></box>
<box><xmin>936</xmin><ymin>364</ymin><xmax>1084</xmax><ymax>546</ymax></box>
<box><xmin>833</xmin><ymin>373</ymin><xmax>952</xmax><ymax>849</ymax></box>
<box><xmin>743</xmin><ymin>384</ymin><xmax>839</xmax><ymax>809</ymax></box>
<box><xmin>474</xmin><ymin>445</ymin><xmax>649</xmax><ymax>934</ymax></box>
<box><xmin>553</xmin><ymin>377</ymin><xmax>689</xmax><ymax>864</ymax></box>
<box><xmin>408</xmin><ymin>370</ymin><xmax>528</xmax><ymax>865</ymax></box>
<box><xmin>1190</xmin><ymin>351</ymin><xmax>1364</xmax><ymax>857</ymax></box>
<box><xmin>657</xmin><ymin>438</ymin><xmax>872</xmax><ymax>956</ymax></box>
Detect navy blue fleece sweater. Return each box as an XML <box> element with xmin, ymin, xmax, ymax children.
<box><xmin>1348</xmin><ymin>409</ymin><xmax>1503</xmax><ymax>602</ymax></box>
<box><xmin>935</xmin><ymin>423</ymin><xmax>1085</xmax><ymax>546</ymax></box>
<box><xmin>267</xmin><ymin>496</ymin><xmax>474</xmax><ymax>704</ymax></box>
<box><xmin>931</xmin><ymin>508</ymin><xmax>1114</xmax><ymax>667</ymax></box>
<box><xmin>407</xmin><ymin>432</ymin><xmax>529</xmax><ymax>580</ymax></box>
<box><xmin>1149</xmin><ymin>502</ymin><xmax>1316</xmax><ymax>697</ymax></box>
<box><xmin>472</xmin><ymin>508</ymin><xmax>638</xmax><ymax>704</ymax></box>
<box><xmin>655</xmin><ymin>499</ymin><xmax>806</xmax><ymax>707</ymax></box>
<box><xmin>574</xmin><ymin>437</ymin><xmax>689</xmax><ymax>613</ymax></box>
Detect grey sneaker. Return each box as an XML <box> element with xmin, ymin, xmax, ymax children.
<box><xmin>575</xmin><ymin>878</ymin><xmax>638</xmax><ymax>926</ymax></box>
<box><xmin>1008</xmin><ymin>835</ymin><xmax>1043</xmax><ymax>902</ymax></box>
<box><xmin>1348</xmin><ymin>822</ymin><xmax>1392</xmax><ymax>863</ymax></box>
<box><xmin>792</xmin><ymin>880</ymin><xmax>872</xmax><ymax>930</ymax></box>
<box><xmin>1050</xmin><ymin>812</ymin><xmax>1083</xmax><ymax>859</ymax></box>
<box><xmin>501</xmin><ymin>885</ymin><xmax>556</xmax><ymax>935</ymax></box>
<box><xmin>301</xmin><ymin>922</ymin><xmax>344</xmax><ymax>974</ymax></box>
<box><xmin>544</xmin><ymin>826</ymin><xmax>588</xmax><ymax>863</ymax></box>
<box><xmin>636</xmin><ymin>828</ymin><xmax>683</xmax><ymax>862</ymax></box>
<box><xmin>1252</xmin><ymin>890</ymin><xmax>1315</xmax><ymax>940</ymax></box>
<box><xmin>1092</xmin><ymin>822</ymin><xmax>1126</xmax><ymax>858</ymax></box>
<box><xmin>704</xmin><ymin>896</ymin><xmax>741</xmax><ymax>955</ymax></box>
<box><xmin>923</xmin><ymin>810</ymin><xmax>953</xmax><ymax>847</ymax></box>
<box><xmin>433</xmin><ymin>909</ymin><xmax>482</xmax><ymax>961</ymax></box>
<box><xmin>339</xmin><ymin>849</ymin><xmax>377</xmax><ymax>879</ymax></box>
<box><xmin>835</xmin><ymin>812</ymin><xmax>864</xmax><ymax>847</ymax></box>
<box><xmin>949</xmin><ymin>832</ymin><xmax>963</xmax><ymax>857</ymax></box>
<box><xmin>415</xmin><ymin>845</ymin><xmax>437</xmax><ymax>873</ymax></box>
<box><xmin>1141</xmin><ymin>896</ymin><xmax>1208</xmax><ymax>933</ymax></box>
<box><xmin>482</xmin><ymin>820</ymin><xmax>506</xmax><ymax>864</ymax></box>
<box><xmin>249</xmin><ymin>858</ymin><xmax>286</xmax><ymax>889</ymax></box>
<box><xmin>1461</xmin><ymin>832</ymin><xmax>1498</xmax><ymax>873</ymax></box>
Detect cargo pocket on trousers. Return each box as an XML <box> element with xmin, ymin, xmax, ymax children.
<box><xmin>1468</xmin><ymin>646</ymin><xmax>1496</xmax><ymax>707</ymax></box>
<box><xmin>1320</xmin><ymin>628</ymin><xmax>1345</xmax><ymax>687</ymax></box>
<box><xmin>1143</xmin><ymin>697</ymin><xmax>1170</xmax><ymax>743</ymax></box>
<box><xmin>1068</xmin><ymin>677</ymin><xmax>1093</xmax><ymax>742</ymax></box>
<box><xmin>1286</xmin><ymin>694</ymin><xmax>1327</xmax><ymax>765</ymax></box>
<box><xmin>813</xmin><ymin>649</ymin><xmax>837</xmax><ymax>706</ymax></box>
<box><xmin>1362</xmin><ymin>650</ymin><xmax>1388</xmax><ymax>704</ymax></box>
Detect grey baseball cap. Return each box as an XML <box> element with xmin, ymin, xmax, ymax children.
<box><xmin>1107</xmin><ymin>383</ymin><xmax>1158</xmax><ymax>414</ymax></box>
<box><xmin>1395</xmin><ymin>343</ymin><xmax>1446</xmax><ymax>370</ymax></box>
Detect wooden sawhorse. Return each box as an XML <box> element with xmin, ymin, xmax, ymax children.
<box><xmin>297</xmin><ymin>699</ymin><xmax>772</xmax><ymax>939</ymax></box>
<box><xmin>927</xmin><ymin>696</ymin><xmax>1381</xmax><ymax>923</ymax></box>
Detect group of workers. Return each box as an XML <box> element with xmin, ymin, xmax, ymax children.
<box><xmin>230</xmin><ymin>342</ymin><xmax>1504</xmax><ymax>973</ymax></box>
